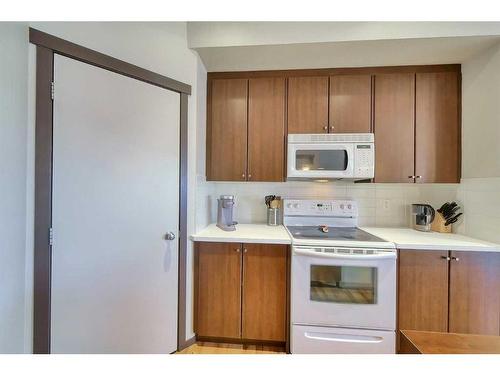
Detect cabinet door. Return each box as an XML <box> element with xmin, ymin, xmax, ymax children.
<box><xmin>398</xmin><ymin>250</ymin><xmax>449</xmax><ymax>332</ymax></box>
<box><xmin>208</xmin><ymin>79</ymin><xmax>248</xmax><ymax>181</ymax></box>
<box><xmin>287</xmin><ymin>76</ymin><xmax>329</xmax><ymax>134</ymax></box>
<box><xmin>374</xmin><ymin>74</ymin><xmax>415</xmax><ymax>183</ymax></box>
<box><xmin>196</xmin><ymin>242</ymin><xmax>242</xmax><ymax>339</ymax></box>
<box><xmin>248</xmin><ymin>77</ymin><xmax>286</xmax><ymax>182</ymax></box>
<box><xmin>449</xmin><ymin>251</ymin><xmax>500</xmax><ymax>335</ymax></box>
<box><xmin>242</xmin><ymin>244</ymin><xmax>287</xmax><ymax>342</ymax></box>
<box><xmin>329</xmin><ymin>75</ymin><xmax>372</xmax><ymax>133</ymax></box>
<box><xmin>415</xmin><ymin>72</ymin><xmax>460</xmax><ymax>183</ymax></box>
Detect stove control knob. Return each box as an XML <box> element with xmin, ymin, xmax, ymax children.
<box><xmin>287</xmin><ymin>203</ymin><xmax>293</xmax><ymax>209</ymax></box>
<box><xmin>347</xmin><ymin>204</ymin><xmax>352</xmax><ymax>210</ymax></box>
<box><xmin>340</xmin><ymin>204</ymin><xmax>345</xmax><ymax>210</ymax></box>
<box><xmin>293</xmin><ymin>203</ymin><xmax>299</xmax><ymax>209</ymax></box>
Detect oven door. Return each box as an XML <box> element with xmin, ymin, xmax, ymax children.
<box><xmin>291</xmin><ymin>246</ymin><xmax>396</xmax><ymax>330</ymax></box>
<box><xmin>287</xmin><ymin>142</ymin><xmax>354</xmax><ymax>179</ymax></box>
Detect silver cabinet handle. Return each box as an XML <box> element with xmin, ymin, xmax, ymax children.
<box><xmin>441</xmin><ymin>256</ymin><xmax>451</xmax><ymax>261</ymax></box>
<box><xmin>408</xmin><ymin>175</ymin><xmax>416</xmax><ymax>179</ymax></box>
<box><xmin>165</xmin><ymin>232</ymin><xmax>176</xmax><ymax>241</ymax></box>
<box><xmin>451</xmin><ymin>256</ymin><xmax>460</xmax><ymax>261</ymax></box>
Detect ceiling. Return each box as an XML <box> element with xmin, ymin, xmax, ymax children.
<box><xmin>194</xmin><ymin>36</ymin><xmax>500</xmax><ymax>72</ymax></box>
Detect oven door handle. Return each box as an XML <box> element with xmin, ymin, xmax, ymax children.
<box><xmin>293</xmin><ymin>247</ymin><xmax>396</xmax><ymax>260</ymax></box>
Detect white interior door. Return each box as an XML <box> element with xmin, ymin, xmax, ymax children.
<box><xmin>51</xmin><ymin>55</ymin><xmax>180</xmax><ymax>353</ymax></box>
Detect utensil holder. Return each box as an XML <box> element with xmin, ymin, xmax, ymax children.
<box><xmin>431</xmin><ymin>212</ymin><xmax>452</xmax><ymax>233</ymax></box>
<box><xmin>267</xmin><ymin>208</ymin><xmax>281</xmax><ymax>226</ymax></box>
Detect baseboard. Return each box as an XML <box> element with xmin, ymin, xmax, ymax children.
<box><xmin>196</xmin><ymin>336</ymin><xmax>285</xmax><ymax>347</ymax></box>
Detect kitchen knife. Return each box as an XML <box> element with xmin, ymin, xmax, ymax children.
<box><xmin>445</xmin><ymin>212</ymin><xmax>463</xmax><ymax>226</ymax></box>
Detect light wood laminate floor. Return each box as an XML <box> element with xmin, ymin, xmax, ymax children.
<box><xmin>177</xmin><ymin>342</ymin><xmax>286</xmax><ymax>354</ymax></box>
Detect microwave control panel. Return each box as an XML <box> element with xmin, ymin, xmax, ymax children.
<box><xmin>353</xmin><ymin>143</ymin><xmax>375</xmax><ymax>178</ymax></box>
<box><xmin>284</xmin><ymin>199</ymin><xmax>358</xmax><ymax>217</ymax></box>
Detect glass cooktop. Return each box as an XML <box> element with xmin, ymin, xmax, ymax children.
<box><xmin>286</xmin><ymin>226</ymin><xmax>387</xmax><ymax>242</ymax></box>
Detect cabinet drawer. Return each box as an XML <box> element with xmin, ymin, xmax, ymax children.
<box><xmin>292</xmin><ymin>325</ymin><xmax>395</xmax><ymax>354</ymax></box>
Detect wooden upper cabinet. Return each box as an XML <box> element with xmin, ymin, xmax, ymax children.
<box><xmin>449</xmin><ymin>251</ymin><xmax>500</xmax><ymax>335</ymax></box>
<box><xmin>287</xmin><ymin>76</ymin><xmax>329</xmax><ymax>134</ymax></box>
<box><xmin>208</xmin><ymin>79</ymin><xmax>248</xmax><ymax>181</ymax></box>
<box><xmin>374</xmin><ymin>73</ymin><xmax>415</xmax><ymax>183</ymax></box>
<box><xmin>242</xmin><ymin>244</ymin><xmax>287</xmax><ymax>342</ymax></box>
<box><xmin>329</xmin><ymin>75</ymin><xmax>372</xmax><ymax>133</ymax></box>
<box><xmin>196</xmin><ymin>242</ymin><xmax>242</xmax><ymax>339</ymax></box>
<box><xmin>415</xmin><ymin>72</ymin><xmax>460</xmax><ymax>183</ymax></box>
<box><xmin>248</xmin><ymin>78</ymin><xmax>286</xmax><ymax>182</ymax></box>
<box><xmin>398</xmin><ymin>250</ymin><xmax>449</xmax><ymax>333</ymax></box>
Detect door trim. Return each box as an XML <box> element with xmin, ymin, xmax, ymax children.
<box><xmin>29</xmin><ymin>28</ymin><xmax>191</xmax><ymax>95</ymax></box>
<box><xmin>30</xmin><ymin>28</ymin><xmax>191</xmax><ymax>354</ymax></box>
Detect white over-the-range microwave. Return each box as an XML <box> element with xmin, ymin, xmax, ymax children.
<box><xmin>287</xmin><ymin>133</ymin><xmax>375</xmax><ymax>181</ymax></box>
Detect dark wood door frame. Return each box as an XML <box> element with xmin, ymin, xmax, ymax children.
<box><xmin>29</xmin><ymin>27</ymin><xmax>191</xmax><ymax>354</ymax></box>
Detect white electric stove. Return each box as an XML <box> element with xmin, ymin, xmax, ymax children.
<box><xmin>284</xmin><ymin>199</ymin><xmax>397</xmax><ymax>354</ymax></box>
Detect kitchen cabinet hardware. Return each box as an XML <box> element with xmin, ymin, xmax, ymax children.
<box><xmin>323</xmin><ymin>126</ymin><xmax>328</xmax><ymax>130</ymax></box>
<box><xmin>415</xmin><ymin>176</ymin><xmax>422</xmax><ymax>179</ymax></box>
<box><xmin>451</xmin><ymin>256</ymin><xmax>459</xmax><ymax>261</ymax></box>
<box><xmin>408</xmin><ymin>175</ymin><xmax>416</xmax><ymax>179</ymax></box>
<box><xmin>441</xmin><ymin>255</ymin><xmax>451</xmax><ymax>261</ymax></box>
<box><xmin>235</xmin><ymin>248</ymin><xmax>240</xmax><ymax>252</ymax></box>
<box><xmin>248</xmin><ymin>174</ymin><xmax>252</xmax><ymax>179</ymax></box>
<box><xmin>243</xmin><ymin>248</ymin><xmax>248</xmax><ymax>253</ymax></box>
<box><xmin>241</xmin><ymin>173</ymin><xmax>245</xmax><ymax>179</ymax></box>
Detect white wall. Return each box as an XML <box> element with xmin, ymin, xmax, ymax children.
<box><xmin>187</xmin><ymin>22</ymin><xmax>500</xmax><ymax>48</ymax></box>
<box><xmin>462</xmin><ymin>42</ymin><xmax>500</xmax><ymax>178</ymax></box>
<box><xmin>0</xmin><ymin>23</ymin><xmax>28</xmax><ymax>353</ymax></box>
<box><xmin>454</xmin><ymin>40</ymin><xmax>500</xmax><ymax>243</ymax></box>
<box><xmin>24</xmin><ymin>22</ymin><xmax>204</xmax><ymax>349</ymax></box>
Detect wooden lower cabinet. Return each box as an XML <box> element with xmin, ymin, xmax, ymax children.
<box><xmin>398</xmin><ymin>250</ymin><xmax>449</xmax><ymax>332</ymax></box>
<box><xmin>398</xmin><ymin>249</ymin><xmax>500</xmax><ymax>343</ymax></box>
<box><xmin>195</xmin><ymin>242</ymin><xmax>288</xmax><ymax>343</ymax></box>
<box><xmin>242</xmin><ymin>243</ymin><xmax>287</xmax><ymax>341</ymax></box>
<box><xmin>448</xmin><ymin>251</ymin><xmax>500</xmax><ymax>335</ymax></box>
<box><xmin>195</xmin><ymin>242</ymin><xmax>242</xmax><ymax>338</ymax></box>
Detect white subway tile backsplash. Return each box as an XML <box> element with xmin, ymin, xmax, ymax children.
<box><xmin>196</xmin><ymin>180</ymin><xmax>426</xmax><ymax>228</ymax></box>
<box><xmin>194</xmin><ymin>178</ymin><xmax>500</xmax><ymax>244</ymax></box>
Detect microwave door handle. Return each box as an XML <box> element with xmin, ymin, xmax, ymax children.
<box><xmin>293</xmin><ymin>247</ymin><xmax>396</xmax><ymax>260</ymax></box>
<box><xmin>305</xmin><ymin>332</ymin><xmax>384</xmax><ymax>344</ymax></box>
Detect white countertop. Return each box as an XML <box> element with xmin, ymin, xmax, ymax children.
<box><xmin>191</xmin><ymin>223</ymin><xmax>500</xmax><ymax>252</ymax></box>
<box><xmin>190</xmin><ymin>223</ymin><xmax>292</xmax><ymax>245</ymax></box>
<box><xmin>361</xmin><ymin>227</ymin><xmax>500</xmax><ymax>252</ymax></box>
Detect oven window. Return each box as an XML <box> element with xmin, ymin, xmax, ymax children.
<box><xmin>310</xmin><ymin>265</ymin><xmax>377</xmax><ymax>304</ymax></box>
<box><xmin>295</xmin><ymin>150</ymin><xmax>348</xmax><ymax>171</ymax></box>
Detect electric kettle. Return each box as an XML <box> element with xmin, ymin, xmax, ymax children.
<box><xmin>411</xmin><ymin>204</ymin><xmax>435</xmax><ymax>232</ymax></box>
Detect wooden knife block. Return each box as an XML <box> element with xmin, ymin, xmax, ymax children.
<box><xmin>431</xmin><ymin>212</ymin><xmax>452</xmax><ymax>233</ymax></box>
